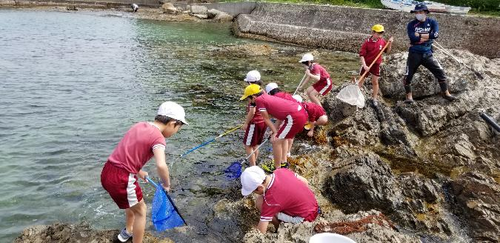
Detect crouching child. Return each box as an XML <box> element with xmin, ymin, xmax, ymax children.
<box><xmin>241</xmin><ymin>166</ymin><xmax>319</xmax><ymax>233</ymax></box>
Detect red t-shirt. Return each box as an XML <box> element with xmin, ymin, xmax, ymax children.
<box><xmin>303</xmin><ymin>102</ymin><xmax>326</xmax><ymax>122</ymax></box>
<box><xmin>255</xmin><ymin>93</ymin><xmax>303</xmax><ymax>120</ymax></box>
<box><xmin>107</xmin><ymin>122</ymin><xmax>166</xmax><ymax>174</ymax></box>
<box><xmin>359</xmin><ymin>36</ymin><xmax>387</xmax><ymax>65</ymax></box>
<box><xmin>260</xmin><ymin>169</ymin><xmax>319</xmax><ymax>222</ymax></box>
<box><xmin>274</xmin><ymin>91</ymin><xmax>296</xmax><ymax>102</ymax></box>
<box><xmin>247</xmin><ymin>103</ymin><xmax>264</xmax><ymax>124</ymax></box>
<box><xmin>309</xmin><ymin>63</ymin><xmax>331</xmax><ymax>83</ymax></box>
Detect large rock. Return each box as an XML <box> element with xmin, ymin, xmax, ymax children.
<box><xmin>190</xmin><ymin>5</ymin><xmax>208</xmax><ymax>15</ymax></box>
<box><xmin>207</xmin><ymin>9</ymin><xmax>233</xmax><ymax>22</ymax></box>
<box><xmin>14</xmin><ymin>223</ymin><xmax>170</xmax><ymax>243</ymax></box>
<box><xmin>324</xmin><ymin>153</ymin><xmax>401</xmax><ymax>214</ymax></box>
<box><xmin>449</xmin><ymin>172</ymin><xmax>500</xmax><ymax>242</ymax></box>
<box><xmin>162</xmin><ymin>3</ymin><xmax>178</xmax><ymax>14</ymax></box>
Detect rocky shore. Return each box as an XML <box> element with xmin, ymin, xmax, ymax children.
<box><xmin>7</xmin><ymin>2</ymin><xmax>500</xmax><ymax>243</ymax></box>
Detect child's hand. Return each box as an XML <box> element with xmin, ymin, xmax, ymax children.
<box><xmin>388</xmin><ymin>37</ymin><xmax>394</xmax><ymax>43</ymax></box>
<box><xmin>162</xmin><ymin>183</ymin><xmax>171</xmax><ymax>192</ymax></box>
<box><xmin>305</xmin><ymin>69</ymin><xmax>311</xmax><ymax>76</ymax></box>
<box><xmin>138</xmin><ymin>170</ymin><xmax>148</xmax><ymax>181</ymax></box>
<box><xmin>363</xmin><ymin>65</ymin><xmax>370</xmax><ymax>72</ymax></box>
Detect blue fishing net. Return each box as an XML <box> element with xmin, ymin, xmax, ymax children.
<box><xmin>151</xmin><ymin>183</ymin><xmax>185</xmax><ymax>231</ymax></box>
<box><xmin>224</xmin><ymin>160</ymin><xmax>243</xmax><ymax>180</ymax></box>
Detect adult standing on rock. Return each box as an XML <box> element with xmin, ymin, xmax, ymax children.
<box><xmin>403</xmin><ymin>3</ymin><xmax>456</xmax><ymax>103</ymax></box>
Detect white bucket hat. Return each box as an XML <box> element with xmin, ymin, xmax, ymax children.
<box><xmin>299</xmin><ymin>53</ymin><xmax>314</xmax><ymax>63</ymax></box>
<box><xmin>244</xmin><ymin>70</ymin><xmax>261</xmax><ymax>83</ymax></box>
<box><xmin>157</xmin><ymin>101</ymin><xmax>188</xmax><ymax>125</ymax></box>
<box><xmin>292</xmin><ymin>95</ymin><xmax>303</xmax><ymax>103</ymax></box>
<box><xmin>240</xmin><ymin>166</ymin><xmax>266</xmax><ymax>196</ymax></box>
<box><xmin>265</xmin><ymin>82</ymin><xmax>279</xmax><ymax>94</ymax></box>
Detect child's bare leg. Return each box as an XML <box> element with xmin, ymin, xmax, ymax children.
<box><xmin>130</xmin><ymin>200</ymin><xmax>147</xmax><ymax>243</ymax></box>
<box><xmin>245</xmin><ymin>145</ymin><xmax>256</xmax><ymax>166</ymax></box>
<box><xmin>306</xmin><ymin>86</ymin><xmax>321</xmax><ymax>106</ymax></box>
<box><xmin>372</xmin><ymin>75</ymin><xmax>380</xmax><ymax>99</ymax></box>
<box><xmin>281</xmin><ymin>139</ymin><xmax>289</xmax><ymax>163</ymax></box>
<box><xmin>287</xmin><ymin>138</ymin><xmax>293</xmax><ymax>157</ymax></box>
<box><xmin>125</xmin><ymin>208</ymin><xmax>135</xmax><ymax>234</ymax></box>
<box><xmin>272</xmin><ymin>139</ymin><xmax>284</xmax><ymax>168</ymax></box>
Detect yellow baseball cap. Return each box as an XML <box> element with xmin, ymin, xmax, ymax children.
<box><xmin>240</xmin><ymin>84</ymin><xmax>262</xmax><ymax>100</ymax></box>
<box><xmin>372</xmin><ymin>24</ymin><xmax>385</xmax><ymax>33</ymax></box>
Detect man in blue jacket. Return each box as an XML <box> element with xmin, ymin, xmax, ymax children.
<box><xmin>403</xmin><ymin>3</ymin><xmax>456</xmax><ymax>103</ymax></box>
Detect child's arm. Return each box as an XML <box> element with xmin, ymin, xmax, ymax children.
<box><xmin>243</xmin><ymin>106</ymin><xmax>256</xmax><ymax>130</ymax></box>
<box><xmin>305</xmin><ymin>68</ymin><xmax>320</xmax><ymax>82</ymax></box>
<box><xmin>386</xmin><ymin>37</ymin><xmax>394</xmax><ymax>53</ymax></box>
<box><xmin>260</xmin><ymin>111</ymin><xmax>277</xmax><ymax>140</ymax></box>
<box><xmin>257</xmin><ymin>221</ymin><xmax>269</xmax><ymax>234</ymax></box>
<box><xmin>153</xmin><ymin>148</ymin><xmax>171</xmax><ymax>191</ymax></box>
<box><xmin>360</xmin><ymin>56</ymin><xmax>369</xmax><ymax>71</ymax></box>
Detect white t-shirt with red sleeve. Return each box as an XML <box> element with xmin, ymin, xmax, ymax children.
<box><xmin>260</xmin><ymin>169</ymin><xmax>319</xmax><ymax>222</ymax></box>
<box><xmin>107</xmin><ymin>122</ymin><xmax>166</xmax><ymax>174</ymax></box>
<box><xmin>255</xmin><ymin>93</ymin><xmax>303</xmax><ymax>120</ymax></box>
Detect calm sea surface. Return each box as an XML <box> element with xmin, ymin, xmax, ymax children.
<box><xmin>0</xmin><ymin>9</ymin><xmax>360</xmax><ymax>242</ymax></box>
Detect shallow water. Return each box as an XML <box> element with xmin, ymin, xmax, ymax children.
<box><xmin>0</xmin><ymin>9</ymin><xmax>360</xmax><ymax>242</ymax></box>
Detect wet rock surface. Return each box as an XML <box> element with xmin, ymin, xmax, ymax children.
<box><xmin>449</xmin><ymin>172</ymin><xmax>500</xmax><ymax>242</ymax></box>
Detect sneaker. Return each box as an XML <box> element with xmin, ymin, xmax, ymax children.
<box><xmin>372</xmin><ymin>99</ymin><xmax>379</xmax><ymax>107</ymax></box>
<box><xmin>442</xmin><ymin>94</ymin><xmax>457</xmax><ymax>102</ymax></box>
<box><xmin>117</xmin><ymin>228</ymin><xmax>132</xmax><ymax>242</ymax></box>
<box><xmin>404</xmin><ymin>99</ymin><xmax>415</xmax><ymax>104</ymax></box>
<box><xmin>261</xmin><ymin>163</ymin><xmax>275</xmax><ymax>173</ymax></box>
<box><xmin>280</xmin><ymin>162</ymin><xmax>289</xmax><ymax>168</ymax></box>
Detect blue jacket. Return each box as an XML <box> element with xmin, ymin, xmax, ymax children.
<box><xmin>407</xmin><ymin>18</ymin><xmax>439</xmax><ymax>54</ymax></box>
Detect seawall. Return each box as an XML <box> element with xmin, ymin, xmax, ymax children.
<box><xmin>234</xmin><ymin>3</ymin><xmax>500</xmax><ymax>58</ymax></box>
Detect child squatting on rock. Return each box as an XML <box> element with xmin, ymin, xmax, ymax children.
<box><xmin>240</xmin><ymin>166</ymin><xmax>319</xmax><ymax>234</ymax></box>
<box><xmin>292</xmin><ymin>95</ymin><xmax>328</xmax><ymax>138</ymax></box>
<box><xmin>241</xmin><ymin>84</ymin><xmax>308</xmax><ymax>170</ymax></box>
<box><xmin>242</xmin><ymin>70</ymin><xmax>268</xmax><ymax>166</ymax></box>
<box><xmin>100</xmin><ymin>101</ymin><xmax>187</xmax><ymax>243</ymax></box>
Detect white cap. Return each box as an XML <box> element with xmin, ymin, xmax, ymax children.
<box><xmin>299</xmin><ymin>53</ymin><xmax>314</xmax><ymax>63</ymax></box>
<box><xmin>292</xmin><ymin>95</ymin><xmax>303</xmax><ymax>103</ymax></box>
<box><xmin>240</xmin><ymin>166</ymin><xmax>266</xmax><ymax>196</ymax></box>
<box><xmin>265</xmin><ymin>82</ymin><xmax>279</xmax><ymax>94</ymax></box>
<box><xmin>157</xmin><ymin>101</ymin><xmax>188</xmax><ymax>125</ymax></box>
<box><xmin>244</xmin><ymin>70</ymin><xmax>261</xmax><ymax>83</ymax></box>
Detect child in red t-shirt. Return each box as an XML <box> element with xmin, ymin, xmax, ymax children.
<box><xmin>240</xmin><ymin>166</ymin><xmax>319</xmax><ymax>234</ymax></box>
<box><xmin>297</xmin><ymin>53</ymin><xmax>333</xmax><ymax>106</ymax></box>
<box><xmin>241</xmin><ymin>84</ymin><xmax>308</xmax><ymax>170</ymax></box>
<box><xmin>101</xmin><ymin>101</ymin><xmax>187</xmax><ymax>243</ymax></box>
<box><xmin>359</xmin><ymin>24</ymin><xmax>394</xmax><ymax>107</ymax></box>
<box><xmin>242</xmin><ymin>70</ymin><xmax>267</xmax><ymax>166</ymax></box>
<box><xmin>293</xmin><ymin>95</ymin><xmax>328</xmax><ymax>137</ymax></box>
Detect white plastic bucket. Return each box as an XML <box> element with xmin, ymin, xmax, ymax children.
<box><xmin>309</xmin><ymin>233</ymin><xmax>356</xmax><ymax>243</ymax></box>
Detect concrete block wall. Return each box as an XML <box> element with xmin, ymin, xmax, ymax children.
<box><xmin>235</xmin><ymin>3</ymin><xmax>500</xmax><ymax>58</ymax></box>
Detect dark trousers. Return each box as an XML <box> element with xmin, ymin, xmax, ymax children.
<box><xmin>403</xmin><ymin>52</ymin><xmax>448</xmax><ymax>94</ymax></box>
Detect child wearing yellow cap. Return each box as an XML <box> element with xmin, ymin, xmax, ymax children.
<box><xmin>359</xmin><ymin>24</ymin><xmax>393</xmax><ymax>107</ymax></box>
<box><xmin>241</xmin><ymin>84</ymin><xmax>308</xmax><ymax>170</ymax></box>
